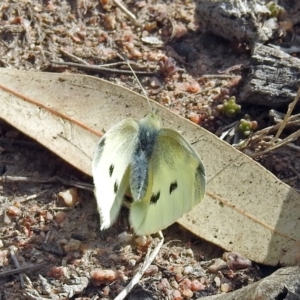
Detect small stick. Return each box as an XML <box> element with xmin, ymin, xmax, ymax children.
<box><xmin>273</xmin><ymin>87</ymin><xmax>300</xmax><ymax>141</ymax></box>
<box><xmin>250</xmin><ymin>129</ymin><xmax>300</xmax><ymax>158</ymax></box>
<box><xmin>113</xmin><ymin>0</ymin><xmax>136</xmax><ymax>23</ymax></box>
<box><xmin>59</xmin><ymin>48</ymin><xmax>89</xmax><ymax>65</ymax></box>
<box><xmin>0</xmin><ymin>262</ymin><xmax>47</xmax><ymax>278</ymax></box>
<box><xmin>51</xmin><ymin>61</ymin><xmax>156</xmax><ymax>76</ymax></box>
<box><xmin>0</xmin><ymin>175</ymin><xmax>93</xmax><ymax>191</ymax></box>
<box><xmin>9</xmin><ymin>248</ymin><xmax>24</xmax><ymax>287</ymax></box>
<box><xmin>114</xmin><ymin>231</ymin><xmax>164</xmax><ymax>300</ymax></box>
<box><xmin>200</xmin><ymin>74</ymin><xmax>240</xmax><ymax>79</ymax></box>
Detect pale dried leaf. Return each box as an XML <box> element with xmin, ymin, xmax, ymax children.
<box><xmin>0</xmin><ymin>68</ymin><xmax>300</xmax><ymax>266</ymax></box>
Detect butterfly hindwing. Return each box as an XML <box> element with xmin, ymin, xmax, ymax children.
<box><xmin>130</xmin><ymin>128</ymin><xmax>206</xmax><ymax>235</ymax></box>
<box><xmin>92</xmin><ymin>119</ymin><xmax>139</xmax><ymax>230</ymax></box>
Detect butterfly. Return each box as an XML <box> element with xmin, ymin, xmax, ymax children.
<box><xmin>92</xmin><ymin>111</ymin><xmax>206</xmax><ymax>235</ymax></box>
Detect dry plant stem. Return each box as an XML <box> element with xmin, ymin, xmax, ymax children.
<box><xmin>0</xmin><ymin>175</ymin><xmax>94</xmax><ymax>191</ymax></box>
<box><xmin>274</xmin><ymin>86</ymin><xmax>300</xmax><ymax>140</ymax></box>
<box><xmin>250</xmin><ymin>129</ymin><xmax>300</xmax><ymax>158</ymax></box>
<box><xmin>113</xmin><ymin>0</ymin><xmax>137</xmax><ymax>23</ymax></box>
<box><xmin>50</xmin><ymin>61</ymin><xmax>156</xmax><ymax>76</ymax></box>
<box><xmin>200</xmin><ymin>74</ymin><xmax>240</xmax><ymax>79</ymax></box>
<box><xmin>59</xmin><ymin>48</ymin><xmax>89</xmax><ymax>65</ymax></box>
<box><xmin>9</xmin><ymin>248</ymin><xmax>24</xmax><ymax>287</ymax></box>
<box><xmin>0</xmin><ymin>262</ymin><xmax>47</xmax><ymax>278</ymax></box>
<box><xmin>114</xmin><ymin>231</ymin><xmax>164</xmax><ymax>300</ymax></box>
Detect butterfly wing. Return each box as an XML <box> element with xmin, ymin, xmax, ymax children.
<box><xmin>130</xmin><ymin>128</ymin><xmax>206</xmax><ymax>235</ymax></box>
<box><xmin>92</xmin><ymin>119</ymin><xmax>139</xmax><ymax>230</ymax></box>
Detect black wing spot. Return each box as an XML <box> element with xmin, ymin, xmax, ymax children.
<box><xmin>114</xmin><ymin>181</ymin><xmax>119</xmax><ymax>194</ymax></box>
<box><xmin>196</xmin><ymin>163</ymin><xmax>205</xmax><ymax>177</ymax></box>
<box><xmin>169</xmin><ymin>181</ymin><xmax>178</xmax><ymax>194</ymax></box>
<box><xmin>99</xmin><ymin>137</ymin><xmax>106</xmax><ymax>149</ymax></box>
<box><xmin>150</xmin><ymin>191</ymin><xmax>160</xmax><ymax>204</ymax></box>
<box><xmin>109</xmin><ymin>165</ymin><xmax>114</xmax><ymax>177</ymax></box>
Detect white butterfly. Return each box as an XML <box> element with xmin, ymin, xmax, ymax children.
<box><xmin>92</xmin><ymin>112</ymin><xmax>206</xmax><ymax>235</ymax></box>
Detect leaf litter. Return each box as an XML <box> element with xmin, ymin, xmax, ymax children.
<box><xmin>0</xmin><ymin>0</ymin><xmax>300</xmax><ymax>299</ymax></box>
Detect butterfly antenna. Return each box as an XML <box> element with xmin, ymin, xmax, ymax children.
<box><xmin>122</xmin><ymin>55</ymin><xmax>153</xmax><ymax>112</ymax></box>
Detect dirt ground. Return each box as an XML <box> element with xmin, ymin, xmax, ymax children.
<box><xmin>0</xmin><ymin>0</ymin><xmax>300</xmax><ymax>299</ymax></box>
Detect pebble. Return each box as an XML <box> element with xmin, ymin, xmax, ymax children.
<box><xmin>54</xmin><ymin>211</ymin><xmax>67</xmax><ymax>225</ymax></box>
<box><xmin>144</xmin><ymin>264</ymin><xmax>158</xmax><ymax>276</ymax></box>
<box><xmin>0</xmin><ymin>250</ymin><xmax>8</xmax><ymax>267</ymax></box>
<box><xmin>135</xmin><ymin>235</ymin><xmax>148</xmax><ymax>247</ymax></box>
<box><xmin>221</xmin><ymin>282</ymin><xmax>233</xmax><ymax>293</ymax></box>
<box><xmin>207</xmin><ymin>258</ymin><xmax>228</xmax><ymax>274</ymax></box>
<box><xmin>191</xmin><ymin>279</ymin><xmax>205</xmax><ymax>292</ymax></box>
<box><xmin>172</xmin><ymin>290</ymin><xmax>183</xmax><ymax>300</ymax></box>
<box><xmin>214</xmin><ymin>276</ymin><xmax>221</xmax><ymax>287</ymax></box>
<box><xmin>183</xmin><ymin>265</ymin><xmax>193</xmax><ymax>275</ymax></box>
<box><xmin>58</xmin><ymin>188</ymin><xmax>79</xmax><ymax>207</ymax></box>
<box><xmin>90</xmin><ymin>269</ymin><xmax>118</xmax><ymax>286</ymax></box>
<box><xmin>6</xmin><ymin>206</ymin><xmax>21</xmax><ymax>216</ymax></box>
<box><xmin>223</xmin><ymin>252</ymin><xmax>252</xmax><ymax>270</ymax></box>
<box><xmin>63</xmin><ymin>238</ymin><xmax>81</xmax><ymax>252</ymax></box>
<box><xmin>48</xmin><ymin>266</ymin><xmax>67</xmax><ymax>278</ymax></box>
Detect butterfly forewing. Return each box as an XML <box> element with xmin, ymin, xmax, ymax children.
<box><xmin>130</xmin><ymin>128</ymin><xmax>206</xmax><ymax>235</ymax></box>
<box><xmin>92</xmin><ymin>119</ymin><xmax>139</xmax><ymax>230</ymax></box>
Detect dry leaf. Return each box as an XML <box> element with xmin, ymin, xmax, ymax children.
<box><xmin>1</xmin><ymin>68</ymin><xmax>300</xmax><ymax>266</ymax></box>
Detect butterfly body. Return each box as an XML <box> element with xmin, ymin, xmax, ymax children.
<box><xmin>92</xmin><ymin>112</ymin><xmax>206</xmax><ymax>235</ymax></box>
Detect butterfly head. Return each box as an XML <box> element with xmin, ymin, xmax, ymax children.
<box><xmin>140</xmin><ymin>112</ymin><xmax>161</xmax><ymax>130</ymax></box>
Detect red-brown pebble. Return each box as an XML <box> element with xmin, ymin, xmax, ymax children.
<box><xmin>48</xmin><ymin>266</ymin><xmax>67</xmax><ymax>278</ymax></box>
<box><xmin>144</xmin><ymin>265</ymin><xmax>158</xmax><ymax>276</ymax></box>
<box><xmin>90</xmin><ymin>269</ymin><xmax>118</xmax><ymax>286</ymax></box>
<box><xmin>6</xmin><ymin>206</ymin><xmax>21</xmax><ymax>216</ymax></box>
<box><xmin>191</xmin><ymin>279</ymin><xmax>205</xmax><ymax>292</ymax></box>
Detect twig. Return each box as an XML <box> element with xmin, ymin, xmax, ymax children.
<box><xmin>0</xmin><ymin>175</ymin><xmax>93</xmax><ymax>191</ymax></box>
<box><xmin>0</xmin><ymin>262</ymin><xmax>47</xmax><ymax>278</ymax></box>
<box><xmin>250</xmin><ymin>129</ymin><xmax>300</xmax><ymax>158</ymax></box>
<box><xmin>19</xmin><ymin>190</ymin><xmax>49</xmax><ymax>203</ymax></box>
<box><xmin>9</xmin><ymin>248</ymin><xmax>24</xmax><ymax>287</ymax></box>
<box><xmin>114</xmin><ymin>231</ymin><xmax>164</xmax><ymax>300</ymax></box>
<box><xmin>51</xmin><ymin>61</ymin><xmax>156</xmax><ymax>76</ymax></box>
<box><xmin>113</xmin><ymin>0</ymin><xmax>136</xmax><ymax>23</ymax></box>
<box><xmin>59</xmin><ymin>48</ymin><xmax>89</xmax><ymax>65</ymax></box>
<box><xmin>200</xmin><ymin>74</ymin><xmax>240</xmax><ymax>79</ymax></box>
<box><xmin>273</xmin><ymin>86</ymin><xmax>300</xmax><ymax>141</ymax></box>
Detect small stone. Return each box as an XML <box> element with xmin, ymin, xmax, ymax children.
<box><xmin>6</xmin><ymin>206</ymin><xmax>21</xmax><ymax>216</ymax></box>
<box><xmin>179</xmin><ymin>278</ymin><xmax>192</xmax><ymax>290</ymax></box>
<box><xmin>214</xmin><ymin>276</ymin><xmax>221</xmax><ymax>287</ymax></box>
<box><xmin>181</xmin><ymin>288</ymin><xmax>193</xmax><ymax>298</ymax></box>
<box><xmin>172</xmin><ymin>290</ymin><xmax>183</xmax><ymax>300</ymax></box>
<box><xmin>191</xmin><ymin>279</ymin><xmax>205</xmax><ymax>292</ymax></box>
<box><xmin>0</xmin><ymin>250</ymin><xmax>8</xmax><ymax>267</ymax></box>
<box><xmin>90</xmin><ymin>269</ymin><xmax>118</xmax><ymax>286</ymax></box>
<box><xmin>63</xmin><ymin>238</ymin><xmax>81</xmax><ymax>252</ymax></box>
<box><xmin>135</xmin><ymin>235</ymin><xmax>148</xmax><ymax>247</ymax></box>
<box><xmin>58</xmin><ymin>188</ymin><xmax>79</xmax><ymax>207</ymax></box>
<box><xmin>183</xmin><ymin>265</ymin><xmax>193</xmax><ymax>275</ymax></box>
<box><xmin>48</xmin><ymin>266</ymin><xmax>67</xmax><ymax>278</ymax></box>
<box><xmin>127</xmin><ymin>259</ymin><xmax>136</xmax><ymax>267</ymax></box>
<box><xmin>207</xmin><ymin>258</ymin><xmax>228</xmax><ymax>274</ymax></box>
<box><xmin>221</xmin><ymin>282</ymin><xmax>233</xmax><ymax>293</ymax></box>
<box><xmin>0</xmin><ymin>240</ymin><xmax>3</xmax><ymax>248</ymax></box>
<box><xmin>184</xmin><ymin>248</ymin><xmax>194</xmax><ymax>257</ymax></box>
<box><xmin>223</xmin><ymin>252</ymin><xmax>252</xmax><ymax>270</ymax></box>
<box><xmin>54</xmin><ymin>211</ymin><xmax>67</xmax><ymax>225</ymax></box>
<box><xmin>144</xmin><ymin>264</ymin><xmax>158</xmax><ymax>276</ymax></box>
